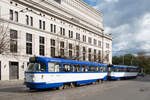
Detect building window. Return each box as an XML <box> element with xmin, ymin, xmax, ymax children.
<box><xmin>63</xmin><ymin>28</ymin><xmax>65</xmax><ymax>35</ymax></box>
<box><xmin>10</xmin><ymin>9</ymin><xmax>13</xmax><ymax>20</ymax></box>
<box><xmin>98</xmin><ymin>50</ymin><xmax>101</xmax><ymax>62</ymax></box>
<box><xmin>43</xmin><ymin>21</ymin><xmax>45</xmax><ymax>30</ymax></box>
<box><xmin>39</xmin><ymin>20</ymin><xmax>42</xmax><ymax>29</ymax></box>
<box><xmin>39</xmin><ymin>36</ymin><xmax>45</xmax><ymax>56</ymax></box>
<box><xmin>26</xmin><ymin>15</ymin><xmax>33</xmax><ymax>26</ymax></box>
<box><xmin>60</xmin><ymin>27</ymin><xmax>65</xmax><ymax>35</ymax></box>
<box><xmin>50</xmin><ymin>24</ymin><xmax>56</xmax><ymax>33</ymax></box>
<box><xmin>69</xmin><ymin>43</ymin><xmax>72</xmax><ymax>58</ymax></box>
<box><xmin>51</xmin><ymin>39</ymin><xmax>55</xmax><ymax>57</ymax></box>
<box><xmin>69</xmin><ymin>30</ymin><xmax>73</xmax><ymax>38</ymax></box>
<box><xmin>30</xmin><ymin>16</ymin><xmax>33</xmax><ymax>26</ymax></box>
<box><xmin>83</xmin><ymin>47</ymin><xmax>86</xmax><ymax>61</ymax></box>
<box><xmin>76</xmin><ymin>33</ymin><xmax>80</xmax><ymax>40</ymax></box>
<box><xmin>26</xmin><ymin>33</ymin><xmax>32</xmax><ymax>55</ymax></box>
<box><xmin>10</xmin><ymin>29</ymin><xmax>18</xmax><ymax>53</ymax></box>
<box><xmin>54</xmin><ymin>25</ymin><xmax>56</xmax><ymax>33</ymax></box>
<box><xmin>14</xmin><ymin>11</ymin><xmax>18</xmax><ymax>22</ymax></box>
<box><xmin>83</xmin><ymin>35</ymin><xmax>86</xmax><ymax>42</ymax></box>
<box><xmin>76</xmin><ymin>45</ymin><xmax>80</xmax><ymax>60</ymax></box>
<box><xmin>10</xmin><ymin>10</ymin><xmax>18</xmax><ymax>22</ymax></box>
<box><xmin>88</xmin><ymin>37</ymin><xmax>92</xmax><ymax>44</ymax></box>
<box><xmin>88</xmin><ymin>48</ymin><xmax>92</xmax><ymax>61</ymax></box>
<box><xmin>60</xmin><ymin>41</ymin><xmax>65</xmax><ymax>56</ymax></box>
<box><xmin>26</xmin><ymin>15</ymin><xmax>29</xmax><ymax>25</ymax></box>
<box><xmin>98</xmin><ymin>41</ymin><xmax>102</xmax><ymax>47</ymax></box>
<box><xmin>50</xmin><ymin>24</ymin><xmax>53</xmax><ymax>32</ymax></box>
<box><xmin>106</xmin><ymin>43</ymin><xmax>109</xmax><ymax>49</ymax></box>
<box><xmin>94</xmin><ymin>39</ymin><xmax>97</xmax><ymax>46</ymax></box>
<box><xmin>94</xmin><ymin>49</ymin><xmax>97</xmax><ymax>62</ymax></box>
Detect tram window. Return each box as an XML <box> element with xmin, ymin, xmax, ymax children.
<box><xmin>73</xmin><ymin>65</ymin><xmax>77</xmax><ymax>72</ymax></box>
<box><xmin>115</xmin><ymin>68</ymin><xmax>119</xmax><ymax>72</ymax></box>
<box><xmin>48</xmin><ymin>62</ymin><xmax>55</xmax><ymax>72</ymax></box>
<box><xmin>81</xmin><ymin>65</ymin><xmax>88</xmax><ymax>72</ymax></box>
<box><xmin>114</xmin><ymin>68</ymin><xmax>117</xmax><ymax>72</ymax></box>
<box><xmin>112</xmin><ymin>67</ymin><xmax>115</xmax><ymax>72</ymax></box>
<box><xmin>118</xmin><ymin>68</ymin><xmax>121</xmax><ymax>72</ymax></box>
<box><xmin>127</xmin><ymin>68</ymin><xmax>129</xmax><ymax>72</ymax></box>
<box><xmin>36</xmin><ymin>62</ymin><xmax>46</xmax><ymax>72</ymax></box>
<box><xmin>119</xmin><ymin>68</ymin><xmax>125</xmax><ymax>72</ymax></box>
<box><xmin>103</xmin><ymin>67</ymin><xmax>106</xmax><ymax>72</ymax></box>
<box><xmin>131</xmin><ymin>68</ymin><xmax>135</xmax><ymax>72</ymax></box>
<box><xmin>108</xmin><ymin>67</ymin><xmax>111</xmax><ymax>72</ymax></box>
<box><xmin>27</xmin><ymin>63</ymin><xmax>38</xmax><ymax>72</ymax></box>
<box><xmin>73</xmin><ymin>64</ymin><xmax>81</xmax><ymax>72</ymax></box>
<box><xmin>99</xmin><ymin>67</ymin><xmax>103</xmax><ymax>72</ymax></box>
<box><xmin>117</xmin><ymin>68</ymin><xmax>119</xmax><ymax>72</ymax></box>
<box><xmin>89</xmin><ymin>66</ymin><xmax>95</xmax><ymax>72</ymax></box>
<box><xmin>95</xmin><ymin>66</ymin><xmax>99</xmax><ymax>72</ymax></box>
<box><xmin>54</xmin><ymin>63</ymin><xmax>61</xmax><ymax>72</ymax></box>
<box><xmin>89</xmin><ymin>66</ymin><xmax>92</xmax><ymax>72</ymax></box>
<box><xmin>124</xmin><ymin>68</ymin><xmax>127</xmax><ymax>72</ymax></box>
<box><xmin>122</xmin><ymin>68</ymin><xmax>125</xmax><ymax>72</ymax></box>
<box><xmin>63</xmin><ymin>64</ymin><xmax>72</xmax><ymax>72</ymax></box>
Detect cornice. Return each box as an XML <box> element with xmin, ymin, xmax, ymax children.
<box><xmin>44</xmin><ymin>0</ymin><xmax>103</xmax><ymax>30</ymax></box>
<box><xmin>11</xmin><ymin>0</ymin><xmax>111</xmax><ymax>40</ymax></box>
<box><xmin>13</xmin><ymin>0</ymin><xmax>104</xmax><ymax>35</ymax></box>
<box><xmin>75</xmin><ymin>0</ymin><xmax>103</xmax><ymax>18</ymax></box>
<box><xmin>63</xmin><ymin>0</ymin><xmax>102</xmax><ymax>22</ymax></box>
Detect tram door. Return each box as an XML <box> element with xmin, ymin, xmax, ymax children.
<box><xmin>0</xmin><ymin>61</ymin><xmax>1</xmax><ymax>80</ymax></box>
<box><xmin>9</xmin><ymin>62</ymin><xmax>19</xmax><ymax>80</ymax></box>
<box><xmin>107</xmin><ymin>64</ymin><xmax>113</xmax><ymax>79</ymax></box>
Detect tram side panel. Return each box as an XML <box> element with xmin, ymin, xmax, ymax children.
<box><xmin>25</xmin><ymin>72</ymin><xmax>107</xmax><ymax>89</ymax></box>
<box><xmin>110</xmin><ymin>72</ymin><xmax>138</xmax><ymax>79</ymax></box>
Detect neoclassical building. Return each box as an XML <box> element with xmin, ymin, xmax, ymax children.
<box><xmin>0</xmin><ymin>0</ymin><xmax>112</xmax><ymax>80</ymax></box>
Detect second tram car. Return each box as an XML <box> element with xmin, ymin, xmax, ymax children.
<box><xmin>24</xmin><ymin>57</ymin><xmax>108</xmax><ymax>90</ymax></box>
<box><xmin>108</xmin><ymin>65</ymin><xmax>138</xmax><ymax>80</ymax></box>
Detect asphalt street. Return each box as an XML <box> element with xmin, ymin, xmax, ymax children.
<box><xmin>0</xmin><ymin>76</ymin><xmax>149</xmax><ymax>100</ymax></box>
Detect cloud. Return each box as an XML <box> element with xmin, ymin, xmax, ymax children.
<box><xmin>84</xmin><ymin>0</ymin><xmax>150</xmax><ymax>55</ymax></box>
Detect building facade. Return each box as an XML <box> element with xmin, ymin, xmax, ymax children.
<box><xmin>0</xmin><ymin>0</ymin><xmax>112</xmax><ymax>80</ymax></box>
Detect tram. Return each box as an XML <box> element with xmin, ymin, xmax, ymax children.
<box><xmin>107</xmin><ymin>65</ymin><xmax>138</xmax><ymax>80</ymax></box>
<box><xmin>24</xmin><ymin>57</ymin><xmax>108</xmax><ymax>90</ymax></box>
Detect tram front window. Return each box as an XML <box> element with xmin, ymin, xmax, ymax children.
<box><xmin>27</xmin><ymin>62</ymin><xmax>46</xmax><ymax>72</ymax></box>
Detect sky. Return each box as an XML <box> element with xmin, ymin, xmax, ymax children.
<box><xmin>83</xmin><ymin>0</ymin><xmax>150</xmax><ymax>56</ymax></box>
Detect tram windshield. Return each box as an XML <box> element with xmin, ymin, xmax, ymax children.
<box><xmin>27</xmin><ymin>62</ymin><xmax>47</xmax><ymax>72</ymax></box>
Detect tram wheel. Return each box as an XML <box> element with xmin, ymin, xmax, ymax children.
<box><xmin>70</xmin><ymin>83</ymin><xmax>75</xmax><ymax>88</ymax></box>
<box><xmin>57</xmin><ymin>85</ymin><xmax>64</xmax><ymax>90</ymax></box>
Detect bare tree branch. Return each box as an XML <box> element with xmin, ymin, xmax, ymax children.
<box><xmin>0</xmin><ymin>22</ymin><xmax>10</xmax><ymax>54</ymax></box>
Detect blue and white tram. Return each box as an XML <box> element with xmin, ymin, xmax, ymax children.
<box><xmin>108</xmin><ymin>65</ymin><xmax>138</xmax><ymax>80</ymax></box>
<box><xmin>24</xmin><ymin>57</ymin><xmax>108</xmax><ymax>90</ymax></box>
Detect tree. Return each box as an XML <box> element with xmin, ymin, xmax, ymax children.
<box><xmin>112</xmin><ymin>53</ymin><xmax>150</xmax><ymax>74</ymax></box>
<box><xmin>0</xmin><ymin>23</ymin><xmax>10</xmax><ymax>54</ymax></box>
<box><xmin>112</xmin><ymin>56</ymin><xmax>121</xmax><ymax>65</ymax></box>
<box><xmin>137</xmin><ymin>52</ymin><xmax>150</xmax><ymax>74</ymax></box>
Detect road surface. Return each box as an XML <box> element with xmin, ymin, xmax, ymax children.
<box><xmin>0</xmin><ymin>76</ymin><xmax>149</xmax><ymax>100</ymax></box>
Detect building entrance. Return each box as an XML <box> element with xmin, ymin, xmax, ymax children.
<box><xmin>9</xmin><ymin>62</ymin><xmax>19</xmax><ymax>80</ymax></box>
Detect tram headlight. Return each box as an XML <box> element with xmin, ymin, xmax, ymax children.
<box><xmin>30</xmin><ymin>74</ymin><xmax>35</xmax><ymax>82</ymax></box>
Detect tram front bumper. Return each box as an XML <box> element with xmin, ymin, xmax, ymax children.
<box><xmin>24</xmin><ymin>82</ymin><xmax>46</xmax><ymax>89</ymax></box>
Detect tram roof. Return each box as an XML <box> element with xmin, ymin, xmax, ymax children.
<box><xmin>113</xmin><ymin>65</ymin><xmax>137</xmax><ymax>68</ymax></box>
<box><xmin>35</xmin><ymin>57</ymin><xmax>107</xmax><ymax>66</ymax></box>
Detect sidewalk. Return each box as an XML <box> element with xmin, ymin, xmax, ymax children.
<box><xmin>0</xmin><ymin>80</ymin><xmax>24</xmax><ymax>87</ymax></box>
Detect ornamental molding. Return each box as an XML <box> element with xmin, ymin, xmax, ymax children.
<box><xmin>11</xmin><ymin>0</ymin><xmax>111</xmax><ymax>40</ymax></box>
